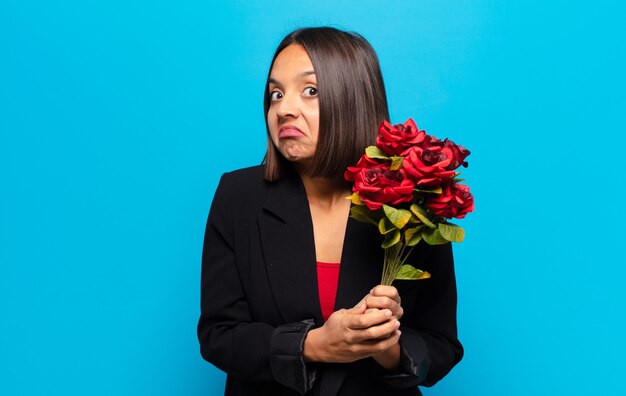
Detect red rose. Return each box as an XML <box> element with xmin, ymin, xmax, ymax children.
<box><xmin>344</xmin><ymin>154</ymin><xmax>384</xmax><ymax>182</ymax></box>
<box><xmin>442</xmin><ymin>139</ymin><xmax>470</xmax><ymax>169</ymax></box>
<box><xmin>376</xmin><ymin>119</ymin><xmax>426</xmax><ymax>156</ymax></box>
<box><xmin>352</xmin><ymin>167</ymin><xmax>415</xmax><ymax>210</ymax></box>
<box><xmin>421</xmin><ymin>134</ymin><xmax>442</xmax><ymax>147</ymax></box>
<box><xmin>402</xmin><ymin>145</ymin><xmax>457</xmax><ymax>187</ymax></box>
<box><xmin>428</xmin><ymin>183</ymin><xmax>474</xmax><ymax>219</ymax></box>
<box><xmin>416</xmin><ymin>133</ymin><xmax>470</xmax><ymax>169</ymax></box>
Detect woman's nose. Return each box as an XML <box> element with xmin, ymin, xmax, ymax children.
<box><xmin>276</xmin><ymin>93</ymin><xmax>300</xmax><ymax>118</ymax></box>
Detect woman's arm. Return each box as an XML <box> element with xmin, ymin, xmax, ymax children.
<box><xmin>197</xmin><ymin>174</ymin><xmax>317</xmax><ymax>394</ymax></box>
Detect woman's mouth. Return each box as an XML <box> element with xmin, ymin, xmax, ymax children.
<box><xmin>279</xmin><ymin>126</ymin><xmax>305</xmax><ymax>138</ymax></box>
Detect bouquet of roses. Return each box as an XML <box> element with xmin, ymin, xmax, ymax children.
<box><xmin>344</xmin><ymin>118</ymin><xmax>474</xmax><ymax>285</ymax></box>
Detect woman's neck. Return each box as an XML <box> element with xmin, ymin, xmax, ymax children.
<box><xmin>299</xmin><ymin>173</ymin><xmax>352</xmax><ymax>208</ymax></box>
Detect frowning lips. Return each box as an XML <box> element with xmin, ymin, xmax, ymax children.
<box><xmin>279</xmin><ymin>125</ymin><xmax>305</xmax><ymax>138</ymax></box>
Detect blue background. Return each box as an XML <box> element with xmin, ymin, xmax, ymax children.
<box><xmin>1</xmin><ymin>1</ymin><xmax>624</xmax><ymax>395</ymax></box>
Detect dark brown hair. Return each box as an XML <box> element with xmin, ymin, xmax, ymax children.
<box><xmin>263</xmin><ymin>27</ymin><xmax>390</xmax><ymax>181</ymax></box>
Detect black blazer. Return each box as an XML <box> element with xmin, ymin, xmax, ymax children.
<box><xmin>197</xmin><ymin>165</ymin><xmax>463</xmax><ymax>396</ymax></box>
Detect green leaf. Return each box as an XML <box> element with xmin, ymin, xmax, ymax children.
<box><xmin>421</xmin><ymin>227</ymin><xmax>449</xmax><ymax>245</ymax></box>
<box><xmin>383</xmin><ymin>204</ymin><xmax>412</xmax><ymax>229</ymax></box>
<box><xmin>409</xmin><ymin>204</ymin><xmax>436</xmax><ymax>229</ymax></box>
<box><xmin>378</xmin><ymin>217</ymin><xmax>396</xmax><ymax>235</ymax></box>
<box><xmin>390</xmin><ymin>156</ymin><xmax>404</xmax><ymax>170</ymax></box>
<box><xmin>407</xmin><ymin>216</ymin><xmax>421</xmax><ymax>224</ymax></box>
<box><xmin>404</xmin><ymin>226</ymin><xmax>424</xmax><ymax>246</ymax></box>
<box><xmin>381</xmin><ymin>229</ymin><xmax>401</xmax><ymax>248</ymax></box>
<box><xmin>395</xmin><ymin>264</ymin><xmax>431</xmax><ymax>280</ymax></box>
<box><xmin>347</xmin><ymin>192</ymin><xmax>364</xmax><ymax>205</ymax></box>
<box><xmin>438</xmin><ymin>222</ymin><xmax>465</xmax><ymax>242</ymax></box>
<box><xmin>365</xmin><ymin>146</ymin><xmax>389</xmax><ymax>159</ymax></box>
<box><xmin>350</xmin><ymin>205</ymin><xmax>378</xmax><ymax>225</ymax></box>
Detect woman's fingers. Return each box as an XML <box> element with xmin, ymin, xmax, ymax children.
<box><xmin>345</xmin><ymin>303</ymin><xmax>367</xmax><ymax>317</ymax></box>
<box><xmin>365</xmin><ymin>295</ymin><xmax>394</xmax><ymax>309</ymax></box>
<box><xmin>345</xmin><ymin>308</ymin><xmax>391</xmax><ymax>329</ymax></box>
<box><xmin>364</xmin><ymin>294</ymin><xmax>404</xmax><ymax>320</ymax></box>
<box><xmin>370</xmin><ymin>285</ymin><xmax>400</xmax><ymax>303</ymax></box>
<box><xmin>347</xmin><ymin>316</ymin><xmax>401</xmax><ymax>342</ymax></box>
<box><xmin>352</xmin><ymin>329</ymin><xmax>402</xmax><ymax>354</ymax></box>
<box><xmin>316</xmin><ymin>308</ymin><xmax>401</xmax><ymax>363</ymax></box>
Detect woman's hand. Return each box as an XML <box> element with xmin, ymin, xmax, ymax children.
<box><xmin>363</xmin><ymin>285</ymin><xmax>403</xmax><ymax>322</ymax></box>
<box><xmin>303</xmin><ymin>303</ymin><xmax>401</xmax><ymax>364</ymax></box>
<box><xmin>363</xmin><ymin>285</ymin><xmax>404</xmax><ymax>370</ymax></box>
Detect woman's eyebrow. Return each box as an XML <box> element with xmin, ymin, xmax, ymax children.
<box><xmin>299</xmin><ymin>70</ymin><xmax>316</xmax><ymax>79</ymax></box>
<box><xmin>269</xmin><ymin>70</ymin><xmax>316</xmax><ymax>86</ymax></box>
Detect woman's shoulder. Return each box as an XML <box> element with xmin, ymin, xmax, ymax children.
<box><xmin>213</xmin><ymin>164</ymin><xmax>301</xmax><ymax>208</ymax></box>
<box><xmin>212</xmin><ymin>165</ymin><xmax>272</xmax><ymax>210</ymax></box>
<box><xmin>215</xmin><ymin>164</ymin><xmax>265</xmax><ymax>193</ymax></box>
<box><xmin>220</xmin><ymin>164</ymin><xmax>265</xmax><ymax>184</ymax></box>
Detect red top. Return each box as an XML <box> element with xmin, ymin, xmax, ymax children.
<box><xmin>316</xmin><ymin>261</ymin><xmax>341</xmax><ymax>322</ymax></box>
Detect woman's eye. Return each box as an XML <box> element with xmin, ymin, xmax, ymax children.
<box><xmin>270</xmin><ymin>91</ymin><xmax>283</xmax><ymax>101</ymax></box>
<box><xmin>304</xmin><ymin>87</ymin><xmax>318</xmax><ymax>96</ymax></box>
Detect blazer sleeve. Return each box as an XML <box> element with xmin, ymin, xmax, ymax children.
<box><xmin>371</xmin><ymin>241</ymin><xmax>464</xmax><ymax>388</ymax></box>
<box><xmin>197</xmin><ymin>173</ymin><xmax>317</xmax><ymax>395</ymax></box>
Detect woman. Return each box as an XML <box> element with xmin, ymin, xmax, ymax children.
<box><xmin>197</xmin><ymin>27</ymin><xmax>463</xmax><ymax>396</ymax></box>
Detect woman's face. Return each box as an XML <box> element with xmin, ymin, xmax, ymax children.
<box><xmin>267</xmin><ymin>44</ymin><xmax>319</xmax><ymax>170</ymax></box>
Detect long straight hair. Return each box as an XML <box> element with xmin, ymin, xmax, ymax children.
<box><xmin>263</xmin><ymin>27</ymin><xmax>390</xmax><ymax>181</ymax></box>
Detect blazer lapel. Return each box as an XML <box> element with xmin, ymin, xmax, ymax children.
<box><xmin>257</xmin><ymin>171</ymin><xmax>324</xmax><ymax>325</ymax></box>
<box><xmin>334</xmin><ymin>217</ymin><xmax>384</xmax><ymax>311</ymax></box>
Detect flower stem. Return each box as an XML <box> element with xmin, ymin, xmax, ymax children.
<box><xmin>381</xmin><ymin>242</ymin><xmax>417</xmax><ymax>285</ymax></box>
<box><xmin>382</xmin><ymin>242</ymin><xmax>400</xmax><ymax>285</ymax></box>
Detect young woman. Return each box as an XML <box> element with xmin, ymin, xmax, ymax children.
<box><xmin>197</xmin><ymin>27</ymin><xmax>463</xmax><ymax>396</ymax></box>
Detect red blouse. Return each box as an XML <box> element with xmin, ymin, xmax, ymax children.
<box><xmin>316</xmin><ymin>261</ymin><xmax>341</xmax><ymax>322</ymax></box>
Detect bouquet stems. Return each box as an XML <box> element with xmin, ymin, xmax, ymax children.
<box><xmin>381</xmin><ymin>243</ymin><xmax>416</xmax><ymax>285</ymax></box>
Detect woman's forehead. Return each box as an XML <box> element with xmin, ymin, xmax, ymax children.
<box><xmin>269</xmin><ymin>45</ymin><xmax>316</xmax><ymax>82</ymax></box>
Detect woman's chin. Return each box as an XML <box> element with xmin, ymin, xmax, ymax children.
<box><xmin>281</xmin><ymin>150</ymin><xmax>312</xmax><ymax>163</ymax></box>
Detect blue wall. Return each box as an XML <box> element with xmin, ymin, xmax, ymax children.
<box><xmin>1</xmin><ymin>1</ymin><xmax>624</xmax><ymax>395</ymax></box>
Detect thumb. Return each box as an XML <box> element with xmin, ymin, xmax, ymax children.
<box><xmin>349</xmin><ymin>300</ymin><xmax>368</xmax><ymax>314</ymax></box>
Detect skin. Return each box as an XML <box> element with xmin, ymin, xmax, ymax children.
<box><xmin>267</xmin><ymin>44</ymin><xmax>404</xmax><ymax>370</ymax></box>
<box><xmin>267</xmin><ymin>43</ymin><xmax>320</xmax><ymax>173</ymax></box>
